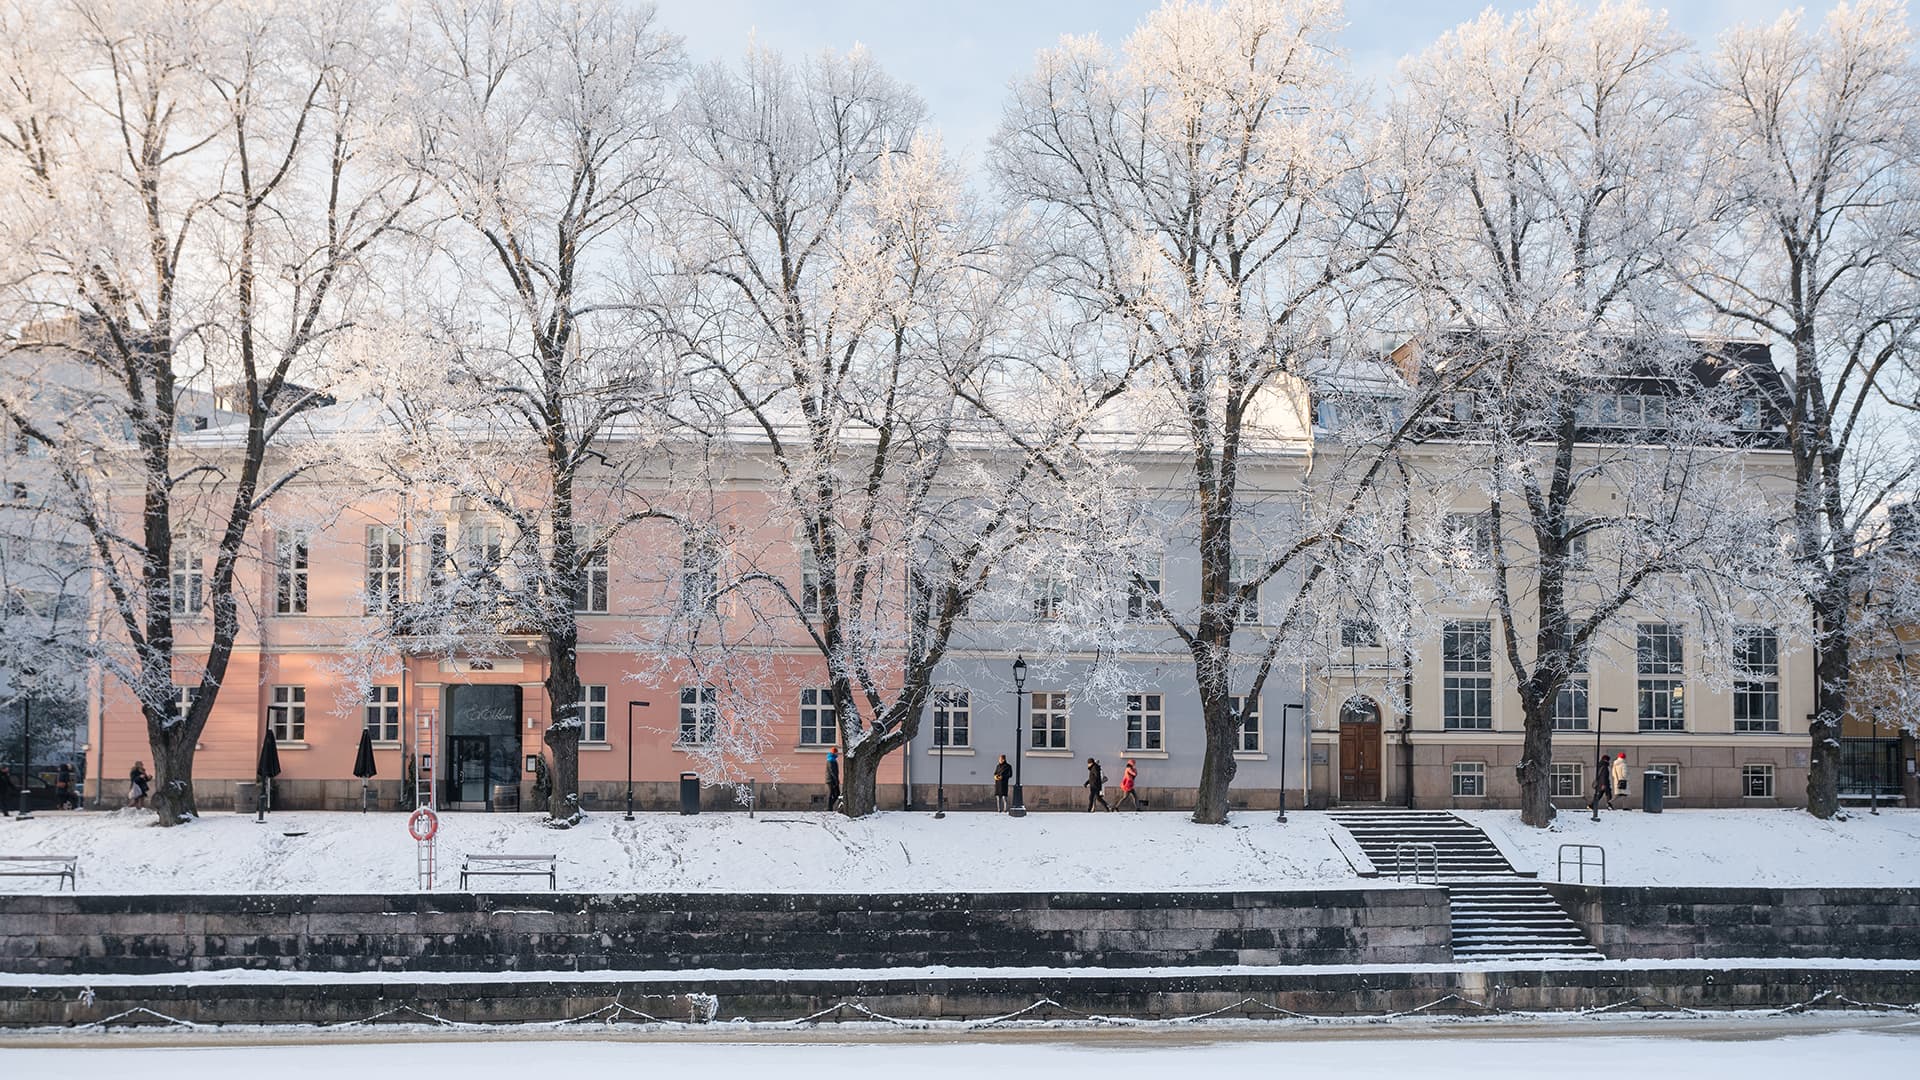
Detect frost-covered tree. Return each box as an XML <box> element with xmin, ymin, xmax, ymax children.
<box><xmin>993</xmin><ymin>0</ymin><xmax>1437</xmax><ymax>823</ymax></box>
<box><xmin>401</xmin><ymin>0</ymin><xmax>680</xmax><ymax>825</ymax></box>
<box><xmin>1685</xmin><ymin>0</ymin><xmax>1920</xmax><ymax>818</ymax></box>
<box><xmin>0</xmin><ymin>0</ymin><xmax>422</xmax><ymax>823</ymax></box>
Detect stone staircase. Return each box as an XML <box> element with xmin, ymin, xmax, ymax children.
<box><xmin>1329</xmin><ymin>809</ymin><xmax>1603</xmax><ymax>962</ymax></box>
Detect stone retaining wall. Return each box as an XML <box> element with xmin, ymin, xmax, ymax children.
<box><xmin>0</xmin><ymin>888</ymin><xmax>1450</xmax><ymax>976</ymax></box>
<box><xmin>1541</xmin><ymin>884</ymin><xmax>1920</xmax><ymax>960</ymax></box>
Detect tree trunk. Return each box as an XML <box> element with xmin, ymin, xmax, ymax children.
<box><xmin>1517</xmin><ymin>696</ymin><xmax>1556</xmax><ymax>827</ymax></box>
<box><xmin>1191</xmin><ymin>681</ymin><xmax>1238</xmax><ymax>824</ymax></box>
<box><xmin>841</xmin><ymin>743</ymin><xmax>882</xmax><ymax>818</ymax></box>
<box><xmin>1807</xmin><ymin>615</ymin><xmax>1848</xmax><ymax>818</ymax></box>
<box><xmin>543</xmin><ymin>721</ymin><xmax>581</xmax><ymax>825</ymax></box>
<box><xmin>150</xmin><ymin>723</ymin><xmax>199</xmax><ymax>824</ymax></box>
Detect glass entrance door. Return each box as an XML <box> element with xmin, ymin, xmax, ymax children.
<box><xmin>450</xmin><ymin>736</ymin><xmax>492</xmax><ymax>808</ymax></box>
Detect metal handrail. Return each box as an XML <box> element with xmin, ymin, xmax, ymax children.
<box><xmin>1556</xmin><ymin>842</ymin><xmax>1606</xmax><ymax>884</ymax></box>
<box><xmin>1393</xmin><ymin>841</ymin><xmax>1439</xmax><ymax>883</ymax></box>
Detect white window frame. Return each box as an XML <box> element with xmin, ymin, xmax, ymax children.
<box><xmin>1636</xmin><ymin>622</ymin><xmax>1686</xmax><ymax>732</ymax></box>
<box><xmin>1030</xmin><ymin>691</ymin><xmax>1068</xmax><ymax>750</ymax></box>
<box><xmin>1031</xmin><ymin>575</ymin><xmax>1066</xmax><ymax>622</ymax></box>
<box><xmin>1549</xmin><ymin>762</ymin><xmax>1584</xmax><ymax>798</ymax></box>
<box><xmin>269</xmin><ymin>685</ymin><xmax>306</xmax><ymax>743</ymax></box>
<box><xmin>1552</xmin><ymin>642</ymin><xmax>1590</xmax><ymax>731</ymax></box>
<box><xmin>1443</xmin><ymin>620</ymin><xmax>1494</xmax><ymax>730</ymax></box>
<box><xmin>1451</xmin><ymin>761</ymin><xmax>1486</xmax><ymax>798</ymax></box>
<box><xmin>580</xmin><ymin>684</ymin><xmax>608</xmax><ymax>743</ymax></box>
<box><xmin>1231</xmin><ymin>693</ymin><xmax>1261</xmax><ymax>753</ymax></box>
<box><xmin>274</xmin><ymin>530</ymin><xmax>309</xmax><ymax>615</ymax></box>
<box><xmin>1230</xmin><ymin>554</ymin><xmax>1264</xmax><ymax>624</ymax></box>
<box><xmin>799</xmin><ymin>687</ymin><xmax>837</xmax><ymax>747</ymax></box>
<box><xmin>170</xmin><ymin>546</ymin><xmax>204</xmax><ymax>617</ymax></box>
<box><xmin>931</xmin><ymin>689</ymin><xmax>970</xmax><ymax>749</ymax></box>
<box><xmin>1741</xmin><ymin>762</ymin><xmax>1775</xmax><ymax>798</ymax></box>
<box><xmin>1125</xmin><ymin>556</ymin><xmax>1162</xmax><ymax>621</ymax></box>
<box><xmin>681</xmin><ymin>537</ymin><xmax>719</xmax><ymax>615</ymax></box>
<box><xmin>798</xmin><ymin>543</ymin><xmax>828</xmax><ymax>619</ymax></box>
<box><xmin>173</xmin><ymin>684</ymin><xmax>201</xmax><ymax>722</ymax></box>
<box><xmin>366</xmin><ymin>685</ymin><xmax>401</xmax><ymax>742</ymax></box>
<box><xmin>365</xmin><ymin>526</ymin><xmax>404</xmax><ymax>613</ymax></box>
<box><xmin>575</xmin><ymin>528</ymin><xmax>609</xmax><ymax>614</ymax></box>
<box><xmin>1732</xmin><ymin>626</ymin><xmax>1781</xmax><ymax>732</ymax></box>
<box><xmin>1443</xmin><ymin>512</ymin><xmax>1494</xmax><ymax>562</ymax></box>
<box><xmin>678</xmin><ymin>685</ymin><xmax>718</xmax><ymax>745</ymax></box>
<box><xmin>1339</xmin><ymin>618</ymin><xmax>1379</xmax><ymax>648</ymax></box>
<box><xmin>1125</xmin><ymin>692</ymin><xmax>1164</xmax><ymax>752</ymax></box>
<box><xmin>1647</xmin><ymin>762</ymin><xmax>1680</xmax><ymax>798</ymax></box>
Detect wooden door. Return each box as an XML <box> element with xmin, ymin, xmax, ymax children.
<box><xmin>1339</xmin><ymin>699</ymin><xmax>1383</xmax><ymax>802</ymax></box>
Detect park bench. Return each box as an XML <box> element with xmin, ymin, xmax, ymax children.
<box><xmin>459</xmin><ymin>853</ymin><xmax>557</xmax><ymax>891</ymax></box>
<box><xmin>0</xmin><ymin>855</ymin><xmax>78</xmax><ymax>890</ymax></box>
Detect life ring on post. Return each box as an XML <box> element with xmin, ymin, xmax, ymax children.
<box><xmin>408</xmin><ymin>807</ymin><xmax>439</xmax><ymax>842</ymax></box>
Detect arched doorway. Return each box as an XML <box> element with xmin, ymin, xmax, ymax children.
<box><xmin>1338</xmin><ymin>696</ymin><xmax>1382</xmax><ymax>802</ymax></box>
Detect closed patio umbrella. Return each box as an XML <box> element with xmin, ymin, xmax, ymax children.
<box><xmin>352</xmin><ymin>727</ymin><xmax>378</xmax><ymax>813</ymax></box>
<box><xmin>255</xmin><ymin>729</ymin><xmax>281</xmax><ymax>821</ymax></box>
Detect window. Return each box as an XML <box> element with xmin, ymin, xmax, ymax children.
<box><xmin>1742</xmin><ymin>763</ymin><xmax>1775</xmax><ymax>798</ymax></box>
<box><xmin>1647</xmin><ymin>762</ymin><xmax>1679</xmax><ymax>797</ymax></box>
<box><xmin>172</xmin><ymin>684</ymin><xmax>202</xmax><ymax>722</ymax></box>
<box><xmin>461</xmin><ymin>522</ymin><xmax>505</xmax><ymax>584</ymax></box>
<box><xmin>1451</xmin><ymin>761</ymin><xmax>1486</xmax><ymax>797</ymax></box>
<box><xmin>1552</xmin><ymin>643</ymin><xmax>1590</xmax><ymax>731</ymax></box>
<box><xmin>1442</xmin><ymin>620</ymin><xmax>1493</xmax><ymax>730</ymax></box>
<box><xmin>1732</xmin><ymin>626</ymin><xmax>1781</xmax><ymax>732</ymax></box>
<box><xmin>1231</xmin><ymin>555</ymin><xmax>1263</xmax><ymax>624</ymax></box>
<box><xmin>1232</xmin><ymin>694</ymin><xmax>1261</xmax><ymax>753</ymax></box>
<box><xmin>580</xmin><ymin>685</ymin><xmax>608</xmax><ymax>743</ymax></box>
<box><xmin>1565</xmin><ymin>521</ymin><xmax>1589</xmax><ymax>569</ymax></box>
<box><xmin>1550</xmin><ymin>762</ymin><xmax>1584</xmax><ymax>798</ymax></box>
<box><xmin>366</xmin><ymin>685</ymin><xmax>401</xmax><ymax>742</ymax></box>
<box><xmin>574</xmin><ymin>533</ymin><xmax>609</xmax><ymax>614</ymax></box>
<box><xmin>1340</xmin><ymin>618</ymin><xmax>1379</xmax><ymax>648</ymax></box>
<box><xmin>269</xmin><ymin>685</ymin><xmax>306</xmax><ymax>742</ymax></box>
<box><xmin>931</xmin><ymin>690</ymin><xmax>970</xmax><ymax>748</ymax></box>
<box><xmin>678</xmin><ymin>686</ymin><xmax>718</xmax><ymax>744</ymax></box>
<box><xmin>800</xmin><ymin>687</ymin><xmax>837</xmax><ymax>747</ymax></box>
<box><xmin>1031</xmin><ymin>575</ymin><xmax>1066</xmax><ymax>621</ymax></box>
<box><xmin>1443</xmin><ymin>512</ymin><xmax>1493</xmax><ymax>562</ymax></box>
<box><xmin>799</xmin><ymin>543</ymin><xmax>827</xmax><ymax>618</ymax></box>
<box><xmin>681</xmin><ymin>537</ymin><xmax>718</xmax><ymax>615</ymax></box>
<box><xmin>1125</xmin><ymin>693</ymin><xmax>1164</xmax><ymax>752</ymax></box>
<box><xmin>1030</xmin><ymin>691</ymin><xmax>1068</xmax><ymax>750</ymax></box>
<box><xmin>274</xmin><ymin>530</ymin><xmax>308</xmax><ymax>615</ymax></box>
<box><xmin>1125</xmin><ymin>557</ymin><xmax>1162</xmax><ymax>620</ymax></box>
<box><xmin>1636</xmin><ymin>623</ymin><xmax>1685</xmax><ymax>731</ymax></box>
<box><xmin>365</xmin><ymin>526</ymin><xmax>404</xmax><ymax>613</ymax></box>
<box><xmin>427</xmin><ymin>525</ymin><xmax>450</xmax><ymax>596</ymax></box>
<box><xmin>170</xmin><ymin>546</ymin><xmax>204</xmax><ymax>616</ymax></box>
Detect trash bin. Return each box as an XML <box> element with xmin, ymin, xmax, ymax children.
<box><xmin>234</xmin><ymin>781</ymin><xmax>258</xmax><ymax>812</ymax></box>
<box><xmin>679</xmin><ymin>772</ymin><xmax>700</xmax><ymax>816</ymax></box>
<box><xmin>1642</xmin><ymin>769</ymin><xmax>1665</xmax><ymax>813</ymax></box>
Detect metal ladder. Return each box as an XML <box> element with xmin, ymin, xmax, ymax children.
<box><xmin>414</xmin><ymin>708</ymin><xmax>438</xmax><ymax>889</ymax></box>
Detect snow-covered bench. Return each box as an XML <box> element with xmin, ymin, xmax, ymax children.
<box><xmin>459</xmin><ymin>853</ymin><xmax>557</xmax><ymax>891</ymax></box>
<box><xmin>0</xmin><ymin>854</ymin><xmax>78</xmax><ymax>890</ymax></box>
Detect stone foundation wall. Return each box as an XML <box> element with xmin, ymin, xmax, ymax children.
<box><xmin>0</xmin><ymin>888</ymin><xmax>1450</xmax><ymax>976</ymax></box>
<box><xmin>1541</xmin><ymin>884</ymin><xmax>1920</xmax><ymax>960</ymax></box>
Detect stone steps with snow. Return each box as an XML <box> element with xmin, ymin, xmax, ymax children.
<box><xmin>1328</xmin><ymin>809</ymin><xmax>1604</xmax><ymax>962</ymax></box>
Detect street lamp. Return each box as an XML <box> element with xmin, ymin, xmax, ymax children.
<box><xmin>1009</xmin><ymin>655</ymin><xmax>1028</xmax><ymax>818</ymax></box>
<box><xmin>933</xmin><ymin>720</ymin><xmax>947</xmax><ymax>819</ymax></box>
<box><xmin>1594</xmin><ymin>706</ymin><xmax>1619</xmax><ymax>821</ymax></box>
<box><xmin>1278</xmin><ymin>702</ymin><xmax>1303</xmax><ymax>823</ymax></box>
<box><xmin>625</xmin><ymin>700</ymin><xmax>649</xmax><ymax>821</ymax></box>
<box><xmin>15</xmin><ymin>692</ymin><xmax>31</xmax><ymax>820</ymax></box>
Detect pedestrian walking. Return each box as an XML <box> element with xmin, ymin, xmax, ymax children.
<box><xmin>128</xmin><ymin>761</ymin><xmax>151</xmax><ymax>809</ymax></box>
<box><xmin>825</xmin><ymin>748</ymin><xmax>841</xmax><ymax>812</ymax></box>
<box><xmin>1116</xmin><ymin>759</ymin><xmax>1142</xmax><ymax>811</ymax></box>
<box><xmin>1611</xmin><ymin>752</ymin><xmax>1628</xmax><ymax>806</ymax></box>
<box><xmin>1084</xmin><ymin>757</ymin><xmax>1111</xmax><ymax>812</ymax></box>
<box><xmin>55</xmin><ymin>763</ymin><xmax>74</xmax><ymax>810</ymax></box>
<box><xmin>993</xmin><ymin>754</ymin><xmax>1012</xmax><ymax>813</ymax></box>
<box><xmin>1588</xmin><ymin>754</ymin><xmax>1610</xmax><ymax>820</ymax></box>
<box><xmin>0</xmin><ymin>765</ymin><xmax>16</xmax><ymax>816</ymax></box>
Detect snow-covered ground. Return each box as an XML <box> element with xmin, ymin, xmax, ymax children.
<box><xmin>0</xmin><ymin>807</ymin><xmax>1355</xmax><ymax>894</ymax></box>
<box><xmin>3</xmin><ymin>1027</ymin><xmax>1917</xmax><ymax>1078</ymax></box>
<box><xmin>1462</xmin><ymin>808</ymin><xmax>1920</xmax><ymax>887</ymax></box>
<box><xmin>2</xmin><ymin>806</ymin><xmax>1915</xmax><ymax>894</ymax></box>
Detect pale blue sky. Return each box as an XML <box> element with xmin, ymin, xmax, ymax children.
<box><xmin>659</xmin><ymin>0</ymin><xmax>1817</xmax><ymax>168</ymax></box>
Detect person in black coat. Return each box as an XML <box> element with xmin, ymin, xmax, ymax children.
<box><xmin>1084</xmin><ymin>757</ymin><xmax>1111</xmax><ymax>812</ymax></box>
<box><xmin>55</xmin><ymin>763</ymin><xmax>74</xmax><ymax>810</ymax></box>
<box><xmin>0</xmin><ymin>766</ymin><xmax>16</xmax><ymax>816</ymax></box>
<box><xmin>825</xmin><ymin>748</ymin><xmax>841</xmax><ymax>811</ymax></box>
<box><xmin>993</xmin><ymin>754</ymin><xmax>1012</xmax><ymax>813</ymax></box>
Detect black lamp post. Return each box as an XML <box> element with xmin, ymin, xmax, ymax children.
<box><xmin>1009</xmin><ymin>655</ymin><xmax>1028</xmax><ymax>818</ymax></box>
<box><xmin>625</xmin><ymin>700</ymin><xmax>648</xmax><ymax>821</ymax></box>
<box><xmin>933</xmin><ymin>721</ymin><xmax>947</xmax><ymax>819</ymax></box>
<box><xmin>15</xmin><ymin>691</ymin><xmax>31</xmax><ymax>820</ymax></box>
<box><xmin>1278</xmin><ymin>702</ymin><xmax>1303</xmax><ymax>823</ymax></box>
<box><xmin>1594</xmin><ymin>706</ymin><xmax>1619</xmax><ymax>820</ymax></box>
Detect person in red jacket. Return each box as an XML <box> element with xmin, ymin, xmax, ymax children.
<box><xmin>1116</xmin><ymin>759</ymin><xmax>1142</xmax><ymax>811</ymax></box>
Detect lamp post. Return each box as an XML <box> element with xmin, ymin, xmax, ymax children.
<box><xmin>1278</xmin><ymin>702</ymin><xmax>1303</xmax><ymax>823</ymax></box>
<box><xmin>1009</xmin><ymin>655</ymin><xmax>1028</xmax><ymax>818</ymax></box>
<box><xmin>1594</xmin><ymin>706</ymin><xmax>1619</xmax><ymax>820</ymax></box>
<box><xmin>625</xmin><ymin>700</ymin><xmax>648</xmax><ymax>821</ymax></box>
<box><xmin>15</xmin><ymin>692</ymin><xmax>31</xmax><ymax>820</ymax></box>
<box><xmin>933</xmin><ymin>721</ymin><xmax>947</xmax><ymax>819</ymax></box>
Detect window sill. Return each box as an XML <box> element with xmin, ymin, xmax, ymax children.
<box><xmin>926</xmin><ymin>746</ymin><xmax>975</xmax><ymax>756</ymax></box>
<box><xmin>1233</xmin><ymin>752</ymin><xmax>1268</xmax><ymax>761</ymax></box>
<box><xmin>795</xmin><ymin>744</ymin><xmax>838</xmax><ymax>754</ymax></box>
<box><xmin>579</xmin><ymin>742</ymin><xmax>613</xmax><ymax>752</ymax></box>
<box><xmin>371</xmin><ymin>741</ymin><xmax>402</xmax><ymax>750</ymax></box>
<box><xmin>1123</xmin><ymin>750</ymin><xmax>1169</xmax><ymax>760</ymax></box>
<box><xmin>1025</xmin><ymin>749</ymin><xmax>1074</xmax><ymax>758</ymax></box>
<box><xmin>275</xmin><ymin>742</ymin><xmax>309</xmax><ymax>751</ymax></box>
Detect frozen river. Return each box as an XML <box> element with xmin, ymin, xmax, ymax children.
<box><xmin>4</xmin><ymin>1019</ymin><xmax>1917</xmax><ymax>1078</ymax></box>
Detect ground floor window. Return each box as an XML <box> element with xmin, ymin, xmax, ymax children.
<box><xmin>1742</xmin><ymin>763</ymin><xmax>1775</xmax><ymax>798</ymax></box>
<box><xmin>366</xmin><ymin>685</ymin><xmax>401</xmax><ymax>741</ymax></box>
<box><xmin>1231</xmin><ymin>694</ymin><xmax>1260</xmax><ymax>753</ymax></box>
<box><xmin>679</xmin><ymin>686</ymin><xmax>718</xmax><ymax>745</ymax></box>
<box><xmin>932</xmin><ymin>689</ymin><xmax>970</xmax><ymax>748</ymax></box>
<box><xmin>1646</xmin><ymin>762</ymin><xmax>1679</xmax><ymax>797</ymax></box>
<box><xmin>1030</xmin><ymin>691</ymin><xmax>1068</xmax><ymax>750</ymax></box>
<box><xmin>269</xmin><ymin>685</ymin><xmax>306</xmax><ymax>742</ymax></box>
<box><xmin>1451</xmin><ymin>761</ymin><xmax>1486</xmax><ymax>797</ymax></box>
<box><xmin>1125</xmin><ymin>693</ymin><xmax>1163</xmax><ymax>752</ymax></box>
<box><xmin>799</xmin><ymin>687</ymin><xmax>836</xmax><ymax>746</ymax></box>
<box><xmin>1550</xmin><ymin>762</ymin><xmax>1583</xmax><ymax>797</ymax></box>
<box><xmin>580</xmin><ymin>685</ymin><xmax>608</xmax><ymax>743</ymax></box>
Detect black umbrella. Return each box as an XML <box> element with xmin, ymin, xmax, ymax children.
<box><xmin>255</xmin><ymin>729</ymin><xmax>281</xmax><ymax>820</ymax></box>
<box><xmin>352</xmin><ymin>728</ymin><xmax>378</xmax><ymax>813</ymax></box>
